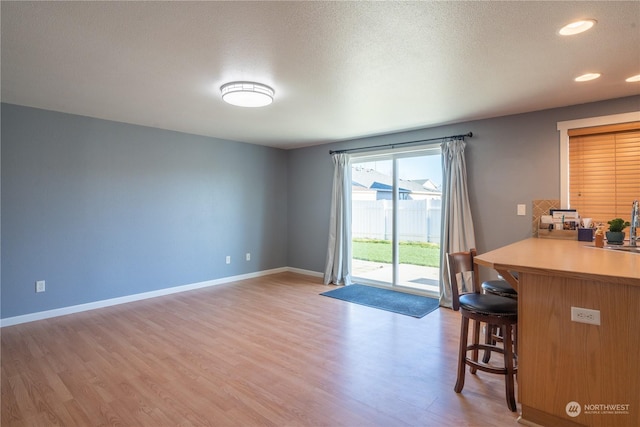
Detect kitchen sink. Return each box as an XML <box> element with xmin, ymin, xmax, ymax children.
<box><xmin>603</xmin><ymin>245</ymin><xmax>640</xmax><ymax>254</ymax></box>
<box><xmin>584</xmin><ymin>244</ymin><xmax>640</xmax><ymax>254</ymax></box>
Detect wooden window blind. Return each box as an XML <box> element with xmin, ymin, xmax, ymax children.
<box><xmin>568</xmin><ymin>122</ymin><xmax>640</xmax><ymax>224</ymax></box>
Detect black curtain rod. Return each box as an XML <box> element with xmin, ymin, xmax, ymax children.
<box><xmin>329</xmin><ymin>132</ymin><xmax>473</xmax><ymax>155</ymax></box>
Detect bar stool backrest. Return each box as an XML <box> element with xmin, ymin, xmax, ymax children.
<box><xmin>447</xmin><ymin>248</ymin><xmax>480</xmax><ymax>311</ymax></box>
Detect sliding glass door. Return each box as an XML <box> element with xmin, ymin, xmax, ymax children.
<box><xmin>351</xmin><ymin>147</ymin><xmax>441</xmax><ymax>295</ymax></box>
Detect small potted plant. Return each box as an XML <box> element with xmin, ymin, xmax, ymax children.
<box><xmin>606</xmin><ymin>218</ymin><xmax>630</xmax><ymax>245</ymax></box>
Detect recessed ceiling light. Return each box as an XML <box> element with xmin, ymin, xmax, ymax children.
<box><xmin>575</xmin><ymin>73</ymin><xmax>601</xmax><ymax>82</ymax></box>
<box><xmin>559</xmin><ymin>19</ymin><xmax>596</xmax><ymax>36</ymax></box>
<box><xmin>626</xmin><ymin>74</ymin><xmax>640</xmax><ymax>83</ymax></box>
<box><xmin>220</xmin><ymin>81</ymin><xmax>274</xmax><ymax>107</ymax></box>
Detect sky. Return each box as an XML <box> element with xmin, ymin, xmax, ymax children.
<box><xmin>356</xmin><ymin>154</ymin><xmax>442</xmax><ymax>186</ymax></box>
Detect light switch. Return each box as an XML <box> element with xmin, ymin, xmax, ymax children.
<box><xmin>517</xmin><ymin>204</ymin><xmax>526</xmax><ymax>216</ymax></box>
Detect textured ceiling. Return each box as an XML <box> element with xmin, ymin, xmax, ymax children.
<box><xmin>2</xmin><ymin>1</ymin><xmax>639</xmax><ymax>149</ymax></box>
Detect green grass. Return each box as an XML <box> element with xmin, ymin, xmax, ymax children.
<box><xmin>352</xmin><ymin>239</ymin><xmax>440</xmax><ymax>267</ymax></box>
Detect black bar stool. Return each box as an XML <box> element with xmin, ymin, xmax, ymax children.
<box><xmin>447</xmin><ymin>249</ymin><xmax>519</xmax><ymax>412</ymax></box>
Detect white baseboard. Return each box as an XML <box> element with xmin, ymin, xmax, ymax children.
<box><xmin>287</xmin><ymin>267</ymin><xmax>323</xmax><ymax>278</ymax></box>
<box><xmin>1</xmin><ymin>267</ymin><xmax>320</xmax><ymax>327</ymax></box>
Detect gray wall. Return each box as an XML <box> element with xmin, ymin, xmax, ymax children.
<box><xmin>1</xmin><ymin>104</ymin><xmax>288</xmax><ymax>319</ymax></box>
<box><xmin>3</xmin><ymin>96</ymin><xmax>638</xmax><ymax>319</ymax></box>
<box><xmin>286</xmin><ymin>95</ymin><xmax>640</xmax><ymax>279</ymax></box>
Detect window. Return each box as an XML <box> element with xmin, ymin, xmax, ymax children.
<box><xmin>558</xmin><ymin>112</ymin><xmax>640</xmax><ymax>224</ymax></box>
<box><xmin>569</xmin><ymin>123</ymin><xmax>640</xmax><ymax>223</ymax></box>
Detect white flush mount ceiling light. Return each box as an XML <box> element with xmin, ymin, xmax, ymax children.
<box><xmin>220</xmin><ymin>81</ymin><xmax>274</xmax><ymax>107</ymax></box>
<box><xmin>626</xmin><ymin>74</ymin><xmax>640</xmax><ymax>83</ymax></box>
<box><xmin>575</xmin><ymin>73</ymin><xmax>601</xmax><ymax>82</ymax></box>
<box><xmin>559</xmin><ymin>19</ymin><xmax>596</xmax><ymax>36</ymax></box>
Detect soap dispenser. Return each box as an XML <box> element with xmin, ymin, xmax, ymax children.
<box><xmin>595</xmin><ymin>225</ymin><xmax>604</xmax><ymax>248</ymax></box>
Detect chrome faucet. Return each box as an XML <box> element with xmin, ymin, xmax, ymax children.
<box><xmin>631</xmin><ymin>200</ymin><xmax>639</xmax><ymax>247</ymax></box>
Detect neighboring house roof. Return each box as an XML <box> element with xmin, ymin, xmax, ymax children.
<box><xmin>351</xmin><ymin>167</ymin><xmax>441</xmax><ymax>195</ymax></box>
<box><xmin>413</xmin><ymin>178</ymin><xmax>440</xmax><ymax>192</ymax></box>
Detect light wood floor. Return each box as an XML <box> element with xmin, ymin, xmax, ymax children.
<box><xmin>1</xmin><ymin>272</ymin><xmax>520</xmax><ymax>426</ymax></box>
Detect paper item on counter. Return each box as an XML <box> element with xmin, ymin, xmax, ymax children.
<box><xmin>551</xmin><ymin>210</ymin><xmax>579</xmax><ymax>220</ymax></box>
<box><xmin>541</xmin><ymin>215</ymin><xmax>554</xmax><ymax>224</ymax></box>
<box><xmin>539</xmin><ymin>215</ymin><xmax>554</xmax><ymax>229</ymax></box>
<box><xmin>539</xmin><ymin>215</ymin><xmax>557</xmax><ymax>230</ymax></box>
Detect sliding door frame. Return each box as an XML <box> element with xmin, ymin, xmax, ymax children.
<box><xmin>351</xmin><ymin>144</ymin><xmax>441</xmax><ymax>294</ymax></box>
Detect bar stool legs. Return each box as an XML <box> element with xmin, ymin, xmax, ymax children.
<box><xmin>455</xmin><ymin>315</ymin><xmax>518</xmax><ymax>412</ymax></box>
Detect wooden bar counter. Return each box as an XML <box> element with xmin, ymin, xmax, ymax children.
<box><xmin>475</xmin><ymin>238</ymin><xmax>639</xmax><ymax>427</ymax></box>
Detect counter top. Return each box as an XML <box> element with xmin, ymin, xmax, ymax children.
<box><xmin>475</xmin><ymin>238</ymin><xmax>640</xmax><ymax>288</ymax></box>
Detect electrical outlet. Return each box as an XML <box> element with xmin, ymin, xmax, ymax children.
<box><xmin>225</xmin><ymin>256</ymin><xmax>231</xmax><ymax>264</ymax></box>
<box><xmin>571</xmin><ymin>306</ymin><xmax>600</xmax><ymax>325</ymax></box>
<box><xmin>36</xmin><ymin>280</ymin><xmax>46</xmax><ymax>293</ymax></box>
<box><xmin>246</xmin><ymin>253</ymin><xmax>251</xmax><ymax>261</ymax></box>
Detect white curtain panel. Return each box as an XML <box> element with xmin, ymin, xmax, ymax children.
<box><xmin>323</xmin><ymin>153</ymin><xmax>353</xmax><ymax>285</ymax></box>
<box><xmin>439</xmin><ymin>139</ymin><xmax>476</xmax><ymax>307</ymax></box>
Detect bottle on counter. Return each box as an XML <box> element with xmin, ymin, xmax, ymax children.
<box><xmin>595</xmin><ymin>225</ymin><xmax>605</xmax><ymax>248</ymax></box>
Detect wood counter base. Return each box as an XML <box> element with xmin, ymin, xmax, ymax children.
<box><xmin>475</xmin><ymin>239</ymin><xmax>640</xmax><ymax>427</ymax></box>
<box><xmin>518</xmin><ymin>272</ymin><xmax>638</xmax><ymax>427</ymax></box>
<box><xmin>518</xmin><ymin>405</ymin><xmax>585</xmax><ymax>427</ymax></box>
